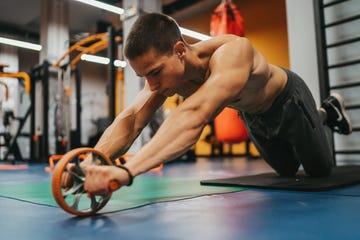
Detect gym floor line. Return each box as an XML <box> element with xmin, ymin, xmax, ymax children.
<box><xmin>1</xmin><ymin>157</ymin><xmax>360</xmax><ymax>240</ymax></box>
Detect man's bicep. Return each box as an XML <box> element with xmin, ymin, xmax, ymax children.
<box><xmin>194</xmin><ymin>40</ymin><xmax>253</xmax><ymax>119</ymax></box>
<box><xmin>182</xmin><ymin>71</ymin><xmax>245</xmax><ymax>123</ymax></box>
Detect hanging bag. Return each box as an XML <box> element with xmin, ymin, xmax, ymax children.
<box><xmin>210</xmin><ymin>0</ymin><xmax>248</xmax><ymax>143</ymax></box>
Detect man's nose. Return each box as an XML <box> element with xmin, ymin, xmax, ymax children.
<box><xmin>147</xmin><ymin>77</ymin><xmax>159</xmax><ymax>91</ymax></box>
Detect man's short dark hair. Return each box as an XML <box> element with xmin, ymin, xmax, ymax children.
<box><xmin>124</xmin><ymin>13</ymin><xmax>185</xmax><ymax>60</ymax></box>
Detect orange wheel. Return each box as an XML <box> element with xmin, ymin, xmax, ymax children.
<box><xmin>51</xmin><ymin>147</ymin><xmax>113</xmax><ymax>216</ymax></box>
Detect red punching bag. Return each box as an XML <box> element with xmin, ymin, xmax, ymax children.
<box><xmin>210</xmin><ymin>1</ymin><xmax>245</xmax><ymax>37</ymax></box>
<box><xmin>210</xmin><ymin>0</ymin><xmax>248</xmax><ymax>143</ymax></box>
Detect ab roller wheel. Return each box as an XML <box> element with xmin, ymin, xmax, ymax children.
<box><xmin>51</xmin><ymin>148</ymin><xmax>114</xmax><ymax>216</ymax></box>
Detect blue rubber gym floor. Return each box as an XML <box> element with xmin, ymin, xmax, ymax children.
<box><xmin>1</xmin><ymin>157</ymin><xmax>360</xmax><ymax>240</ymax></box>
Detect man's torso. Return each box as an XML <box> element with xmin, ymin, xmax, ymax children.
<box><xmin>190</xmin><ymin>35</ymin><xmax>288</xmax><ymax>114</ymax></box>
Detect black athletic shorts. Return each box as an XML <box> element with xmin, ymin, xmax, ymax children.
<box><xmin>239</xmin><ymin>68</ymin><xmax>333</xmax><ymax>177</ymax></box>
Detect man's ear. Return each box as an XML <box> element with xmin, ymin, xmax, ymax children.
<box><xmin>173</xmin><ymin>41</ymin><xmax>186</xmax><ymax>57</ymax></box>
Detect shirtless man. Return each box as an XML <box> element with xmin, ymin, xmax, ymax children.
<box><xmin>79</xmin><ymin>13</ymin><xmax>352</xmax><ymax>196</ymax></box>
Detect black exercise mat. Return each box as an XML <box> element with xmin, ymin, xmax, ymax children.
<box><xmin>201</xmin><ymin>165</ymin><xmax>360</xmax><ymax>191</ymax></box>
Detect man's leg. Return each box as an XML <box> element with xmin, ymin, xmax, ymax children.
<box><xmin>248</xmin><ymin>131</ymin><xmax>301</xmax><ymax>177</ymax></box>
<box><xmin>243</xmin><ymin>86</ymin><xmax>334</xmax><ymax>177</ymax></box>
<box><xmin>286</xmin><ymin>94</ymin><xmax>334</xmax><ymax>177</ymax></box>
<box><xmin>241</xmin><ymin>112</ymin><xmax>302</xmax><ymax>177</ymax></box>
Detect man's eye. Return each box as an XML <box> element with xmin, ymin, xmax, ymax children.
<box><xmin>152</xmin><ymin>69</ymin><xmax>161</xmax><ymax>76</ymax></box>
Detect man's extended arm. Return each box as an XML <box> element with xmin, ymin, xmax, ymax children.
<box><xmin>82</xmin><ymin>38</ymin><xmax>254</xmax><ymax>196</ymax></box>
<box><xmin>125</xmin><ymin>38</ymin><xmax>254</xmax><ymax>176</ymax></box>
<box><xmin>93</xmin><ymin>82</ymin><xmax>166</xmax><ymax>160</ymax></box>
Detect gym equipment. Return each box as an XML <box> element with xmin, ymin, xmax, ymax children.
<box><xmin>0</xmin><ymin>65</ymin><xmax>31</xmax><ymax>94</ymax></box>
<box><xmin>30</xmin><ymin>60</ymin><xmax>82</xmax><ymax>157</ymax></box>
<box><xmin>209</xmin><ymin>0</ymin><xmax>252</xmax><ymax>155</ymax></box>
<box><xmin>30</xmin><ymin>61</ymin><xmax>50</xmax><ymax>162</ymax></box>
<box><xmin>51</xmin><ymin>147</ymin><xmax>116</xmax><ymax>216</ymax></box>
<box><xmin>314</xmin><ymin>1</ymin><xmax>360</xmax><ymax>163</ymax></box>
<box><xmin>51</xmin><ymin>147</ymin><xmax>162</xmax><ymax>216</ymax></box>
<box><xmin>52</xmin><ymin>29</ymin><xmax>122</xmax><ymax>154</ymax></box>
<box><xmin>53</xmin><ymin>32</ymin><xmax>121</xmax><ymax>71</ymax></box>
<box><xmin>210</xmin><ymin>0</ymin><xmax>245</xmax><ymax>37</ymax></box>
<box><xmin>0</xmin><ymin>81</ymin><xmax>9</xmax><ymax>101</ymax></box>
<box><xmin>213</xmin><ymin>107</ymin><xmax>248</xmax><ymax>143</ymax></box>
<box><xmin>201</xmin><ymin>165</ymin><xmax>360</xmax><ymax>191</ymax></box>
<box><xmin>0</xmin><ymin>65</ymin><xmax>32</xmax><ymax>163</ymax></box>
<box><xmin>1</xmin><ymin>170</ymin><xmax>244</xmax><ymax>216</ymax></box>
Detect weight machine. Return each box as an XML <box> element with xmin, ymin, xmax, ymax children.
<box><xmin>0</xmin><ymin>64</ymin><xmax>31</xmax><ymax>163</ymax></box>
<box><xmin>30</xmin><ymin>27</ymin><xmax>120</xmax><ymax>163</ymax></box>
<box><xmin>52</xmin><ymin>28</ymin><xmax>121</xmax><ymax>151</ymax></box>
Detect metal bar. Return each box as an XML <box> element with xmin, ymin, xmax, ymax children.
<box><xmin>108</xmin><ymin>26</ymin><xmax>116</xmax><ymax>122</ymax></box>
<box><xmin>73</xmin><ymin>67</ymin><xmax>82</xmax><ymax>148</ymax></box>
<box><xmin>313</xmin><ymin>0</ymin><xmax>335</xmax><ymax>165</ymax></box>
<box><xmin>327</xmin><ymin>36</ymin><xmax>360</xmax><ymax>48</ymax></box>
<box><xmin>30</xmin><ymin>67</ymin><xmax>36</xmax><ymax>161</ymax></box>
<box><xmin>325</xmin><ymin>14</ymin><xmax>360</xmax><ymax>28</ymax></box>
<box><xmin>345</xmin><ymin>104</ymin><xmax>360</xmax><ymax>110</ymax></box>
<box><xmin>335</xmin><ymin>150</ymin><xmax>360</xmax><ymax>154</ymax></box>
<box><xmin>351</xmin><ymin>127</ymin><xmax>360</xmax><ymax>132</ymax></box>
<box><xmin>3</xmin><ymin>107</ymin><xmax>31</xmax><ymax>161</ymax></box>
<box><xmin>313</xmin><ymin>0</ymin><xmax>331</xmax><ymax>101</ymax></box>
<box><xmin>330</xmin><ymin>81</ymin><xmax>360</xmax><ymax>90</ymax></box>
<box><xmin>328</xmin><ymin>59</ymin><xmax>360</xmax><ymax>69</ymax></box>
<box><xmin>42</xmin><ymin>61</ymin><xmax>49</xmax><ymax>162</ymax></box>
<box><xmin>323</xmin><ymin>0</ymin><xmax>349</xmax><ymax>8</ymax></box>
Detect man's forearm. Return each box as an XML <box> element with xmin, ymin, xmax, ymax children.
<box><xmin>125</xmin><ymin>108</ymin><xmax>206</xmax><ymax>176</ymax></box>
<box><xmin>94</xmin><ymin>111</ymin><xmax>141</xmax><ymax>160</ymax></box>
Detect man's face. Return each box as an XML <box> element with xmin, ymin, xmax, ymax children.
<box><xmin>129</xmin><ymin>47</ymin><xmax>184</xmax><ymax>97</ymax></box>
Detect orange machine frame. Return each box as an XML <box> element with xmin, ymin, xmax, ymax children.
<box><xmin>0</xmin><ymin>81</ymin><xmax>9</xmax><ymax>101</ymax></box>
<box><xmin>53</xmin><ymin>33</ymin><xmax>121</xmax><ymax>70</ymax></box>
<box><xmin>0</xmin><ymin>72</ymin><xmax>31</xmax><ymax>94</ymax></box>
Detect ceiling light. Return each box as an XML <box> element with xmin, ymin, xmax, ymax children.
<box><xmin>72</xmin><ymin>0</ymin><xmax>210</xmax><ymax>41</ymax></box>
<box><xmin>0</xmin><ymin>37</ymin><xmax>42</xmax><ymax>51</ymax></box>
<box><xmin>81</xmin><ymin>54</ymin><xmax>110</xmax><ymax>64</ymax></box>
<box><xmin>179</xmin><ymin>27</ymin><xmax>211</xmax><ymax>41</ymax></box>
<box><xmin>72</xmin><ymin>0</ymin><xmax>124</xmax><ymax>15</ymax></box>
<box><xmin>114</xmin><ymin>59</ymin><xmax>127</xmax><ymax>68</ymax></box>
<box><xmin>81</xmin><ymin>54</ymin><xmax>127</xmax><ymax>68</ymax></box>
